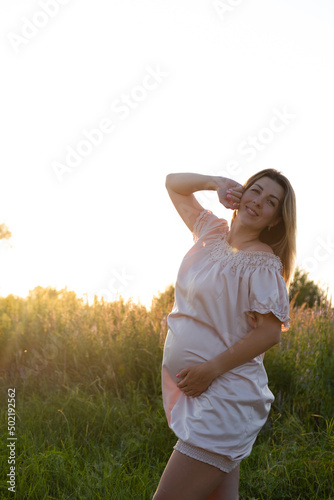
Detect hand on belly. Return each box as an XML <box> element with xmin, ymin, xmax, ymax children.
<box><xmin>176</xmin><ymin>361</ymin><xmax>217</xmax><ymax>398</ymax></box>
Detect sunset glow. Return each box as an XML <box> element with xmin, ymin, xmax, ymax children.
<box><xmin>0</xmin><ymin>0</ymin><xmax>333</xmax><ymax>308</ymax></box>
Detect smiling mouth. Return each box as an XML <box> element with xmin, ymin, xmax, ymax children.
<box><xmin>245</xmin><ymin>206</ymin><xmax>259</xmax><ymax>216</ymax></box>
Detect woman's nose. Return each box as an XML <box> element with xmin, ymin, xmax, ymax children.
<box><xmin>252</xmin><ymin>197</ymin><xmax>262</xmax><ymax>207</ymax></box>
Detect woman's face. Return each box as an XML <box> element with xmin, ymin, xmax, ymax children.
<box><xmin>238</xmin><ymin>176</ymin><xmax>284</xmax><ymax>232</ymax></box>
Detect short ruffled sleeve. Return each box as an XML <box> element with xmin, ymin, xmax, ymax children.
<box><xmin>246</xmin><ymin>266</ymin><xmax>290</xmax><ymax>331</ymax></box>
<box><xmin>193</xmin><ymin>210</ymin><xmax>228</xmax><ymax>243</ymax></box>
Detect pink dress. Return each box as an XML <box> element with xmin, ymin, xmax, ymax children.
<box><xmin>162</xmin><ymin>210</ymin><xmax>290</xmax><ymax>467</ymax></box>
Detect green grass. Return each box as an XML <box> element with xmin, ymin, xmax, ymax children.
<box><xmin>1</xmin><ymin>386</ymin><xmax>173</xmax><ymax>499</ymax></box>
<box><xmin>0</xmin><ymin>287</ymin><xmax>333</xmax><ymax>499</ymax></box>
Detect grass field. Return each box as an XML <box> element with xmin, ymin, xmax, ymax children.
<box><xmin>0</xmin><ymin>286</ymin><xmax>333</xmax><ymax>499</ymax></box>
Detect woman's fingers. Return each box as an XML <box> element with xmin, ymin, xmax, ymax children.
<box><xmin>226</xmin><ymin>190</ymin><xmax>241</xmax><ymax>208</ymax></box>
<box><xmin>227</xmin><ymin>188</ymin><xmax>242</xmax><ymax>200</ymax></box>
<box><xmin>225</xmin><ymin>182</ymin><xmax>243</xmax><ymax>197</ymax></box>
<box><xmin>176</xmin><ymin>363</ymin><xmax>215</xmax><ymax>397</ymax></box>
<box><xmin>176</xmin><ymin>368</ymin><xmax>188</xmax><ymax>381</ymax></box>
<box><xmin>180</xmin><ymin>385</ymin><xmax>200</xmax><ymax>397</ymax></box>
<box><xmin>218</xmin><ymin>183</ymin><xmax>243</xmax><ymax>210</ymax></box>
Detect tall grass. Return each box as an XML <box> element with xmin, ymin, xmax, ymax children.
<box><xmin>264</xmin><ymin>304</ymin><xmax>334</xmax><ymax>428</ymax></box>
<box><xmin>0</xmin><ymin>286</ymin><xmax>333</xmax><ymax>499</ymax></box>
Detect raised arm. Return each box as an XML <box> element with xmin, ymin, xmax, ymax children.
<box><xmin>165</xmin><ymin>173</ymin><xmax>243</xmax><ymax>232</ymax></box>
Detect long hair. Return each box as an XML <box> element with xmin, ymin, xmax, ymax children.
<box><xmin>231</xmin><ymin>169</ymin><xmax>297</xmax><ymax>288</ymax></box>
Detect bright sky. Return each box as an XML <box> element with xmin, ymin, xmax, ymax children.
<box><xmin>0</xmin><ymin>0</ymin><xmax>333</xmax><ymax>308</ymax></box>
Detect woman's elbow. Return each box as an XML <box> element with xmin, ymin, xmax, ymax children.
<box><xmin>254</xmin><ymin>312</ymin><xmax>282</xmax><ymax>346</ymax></box>
<box><xmin>274</xmin><ymin>331</ymin><xmax>281</xmax><ymax>346</ymax></box>
<box><xmin>165</xmin><ymin>173</ymin><xmax>176</xmax><ymax>190</ymax></box>
<box><xmin>270</xmin><ymin>327</ymin><xmax>281</xmax><ymax>347</ymax></box>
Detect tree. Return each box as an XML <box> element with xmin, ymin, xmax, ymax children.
<box><xmin>289</xmin><ymin>266</ymin><xmax>330</xmax><ymax>308</ymax></box>
<box><xmin>0</xmin><ymin>223</ymin><xmax>11</xmax><ymax>240</ymax></box>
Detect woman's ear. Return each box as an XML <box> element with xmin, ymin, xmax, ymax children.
<box><xmin>271</xmin><ymin>216</ymin><xmax>282</xmax><ymax>229</ymax></box>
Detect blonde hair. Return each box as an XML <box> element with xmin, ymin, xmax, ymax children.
<box><xmin>231</xmin><ymin>169</ymin><xmax>297</xmax><ymax>288</ymax></box>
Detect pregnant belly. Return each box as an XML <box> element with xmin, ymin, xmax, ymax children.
<box><xmin>162</xmin><ymin>320</ymin><xmax>225</xmax><ymax>383</ymax></box>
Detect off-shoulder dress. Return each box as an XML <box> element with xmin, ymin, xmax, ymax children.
<box><xmin>162</xmin><ymin>210</ymin><xmax>290</xmax><ymax>472</ymax></box>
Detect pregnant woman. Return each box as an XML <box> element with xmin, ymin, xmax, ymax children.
<box><xmin>153</xmin><ymin>170</ymin><xmax>296</xmax><ymax>500</ymax></box>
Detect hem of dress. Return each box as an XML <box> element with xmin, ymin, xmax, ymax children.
<box><xmin>247</xmin><ymin>307</ymin><xmax>290</xmax><ymax>330</ymax></box>
<box><xmin>173</xmin><ymin>439</ymin><xmax>241</xmax><ymax>474</ymax></box>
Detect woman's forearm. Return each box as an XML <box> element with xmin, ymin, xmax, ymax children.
<box><xmin>208</xmin><ymin>324</ymin><xmax>281</xmax><ymax>379</ymax></box>
<box><xmin>165</xmin><ymin>173</ymin><xmax>223</xmax><ymax>195</ymax></box>
<box><xmin>176</xmin><ymin>319</ymin><xmax>281</xmax><ymax>397</ymax></box>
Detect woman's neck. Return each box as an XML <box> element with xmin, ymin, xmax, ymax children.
<box><xmin>228</xmin><ymin>219</ymin><xmax>261</xmax><ymax>250</ymax></box>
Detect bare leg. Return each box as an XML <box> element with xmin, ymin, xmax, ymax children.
<box><xmin>152</xmin><ymin>450</ymin><xmax>239</xmax><ymax>500</ymax></box>
<box><xmin>205</xmin><ymin>464</ymin><xmax>240</xmax><ymax>500</ymax></box>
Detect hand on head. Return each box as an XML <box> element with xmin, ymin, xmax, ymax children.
<box><xmin>217</xmin><ymin>180</ymin><xmax>243</xmax><ymax>210</ymax></box>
